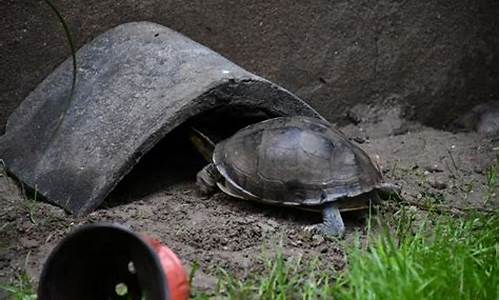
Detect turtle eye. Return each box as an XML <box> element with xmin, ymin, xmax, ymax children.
<box><xmin>320</xmin><ymin>190</ymin><xmax>327</xmax><ymax>200</ymax></box>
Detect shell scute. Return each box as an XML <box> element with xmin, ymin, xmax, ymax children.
<box><xmin>213</xmin><ymin>116</ymin><xmax>383</xmax><ymax>206</ymax></box>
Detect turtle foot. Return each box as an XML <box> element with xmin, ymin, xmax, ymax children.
<box><xmin>196</xmin><ymin>164</ymin><xmax>219</xmax><ymax>197</ymax></box>
<box><xmin>304</xmin><ymin>223</ymin><xmax>345</xmax><ymax>238</ymax></box>
<box><xmin>195</xmin><ymin>177</ymin><xmax>216</xmax><ymax>197</ymax></box>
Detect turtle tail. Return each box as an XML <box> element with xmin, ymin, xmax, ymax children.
<box><xmin>189</xmin><ymin>126</ymin><xmax>216</xmax><ymax>162</ymax></box>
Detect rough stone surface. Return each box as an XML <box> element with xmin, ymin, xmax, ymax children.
<box><xmin>0</xmin><ymin>0</ymin><xmax>497</xmax><ymax>133</ymax></box>
<box><xmin>0</xmin><ymin>22</ymin><xmax>320</xmax><ymax>215</ymax></box>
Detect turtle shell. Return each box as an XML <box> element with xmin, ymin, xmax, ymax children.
<box><xmin>212</xmin><ymin>116</ymin><xmax>383</xmax><ymax>206</ymax></box>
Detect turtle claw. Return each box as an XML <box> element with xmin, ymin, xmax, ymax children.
<box><xmin>303</xmin><ymin>224</ymin><xmax>318</xmax><ymax>233</ymax></box>
<box><xmin>319</xmin><ymin>223</ymin><xmax>345</xmax><ymax>238</ymax></box>
<box><xmin>303</xmin><ymin>224</ymin><xmax>344</xmax><ymax>238</ymax></box>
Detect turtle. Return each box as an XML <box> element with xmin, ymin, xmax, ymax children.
<box><xmin>192</xmin><ymin>116</ymin><xmax>398</xmax><ymax>237</ymax></box>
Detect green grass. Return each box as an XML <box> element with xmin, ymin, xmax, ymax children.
<box><xmin>0</xmin><ymin>254</ymin><xmax>36</xmax><ymax>300</ymax></box>
<box><xmin>486</xmin><ymin>160</ymin><xmax>499</xmax><ymax>188</ymax></box>
<box><xmin>485</xmin><ymin>160</ymin><xmax>499</xmax><ymax>204</ymax></box>
<box><xmin>3</xmin><ymin>211</ymin><xmax>497</xmax><ymax>300</ymax></box>
<box><xmin>335</xmin><ymin>212</ymin><xmax>498</xmax><ymax>300</ymax></box>
<box><xmin>0</xmin><ymin>273</ymin><xmax>36</xmax><ymax>300</ymax></box>
<box><xmin>250</xmin><ymin>256</ymin><xmax>333</xmax><ymax>299</ymax></box>
<box><xmin>192</xmin><ymin>211</ymin><xmax>499</xmax><ymax>300</ymax></box>
<box><xmin>192</xmin><ymin>253</ymin><xmax>337</xmax><ymax>300</ymax></box>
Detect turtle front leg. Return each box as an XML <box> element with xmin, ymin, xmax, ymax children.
<box><xmin>305</xmin><ymin>202</ymin><xmax>345</xmax><ymax>238</ymax></box>
<box><xmin>196</xmin><ymin>163</ymin><xmax>221</xmax><ymax>196</ymax></box>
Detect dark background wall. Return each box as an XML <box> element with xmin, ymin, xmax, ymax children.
<box><xmin>1</xmin><ymin>0</ymin><xmax>497</xmax><ymax>133</ymax></box>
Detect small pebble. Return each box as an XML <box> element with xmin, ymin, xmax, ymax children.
<box><xmin>429</xmin><ymin>179</ymin><xmax>447</xmax><ymax>190</ymax></box>
<box><xmin>312</xmin><ymin>234</ymin><xmax>325</xmax><ymax>246</ymax></box>
<box><xmin>20</xmin><ymin>237</ymin><xmax>38</xmax><ymax>248</ymax></box>
<box><xmin>408</xmin><ymin>206</ymin><xmax>418</xmax><ymax>213</ymax></box>
<box><xmin>352</xmin><ymin>136</ymin><xmax>366</xmax><ymax>144</ymax></box>
<box><xmin>424</xmin><ymin>164</ymin><xmax>443</xmax><ymax>173</ymax></box>
<box><xmin>257</xmin><ymin>222</ymin><xmax>276</xmax><ymax>233</ymax></box>
<box><xmin>289</xmin><ymin>239</ymin><xmax>303</xmax><ymax>247</ymax></box>
<box><xmin>391</xmin><ymin>126</ymin><xmax>409</xmax><ymax>136</ymax></box>
<box><xmin>473</xmin><ymin>166</ymin><xmax>483</xmax><ymax>174</ymax></box>
<box><xmin>266</xmin><ymin>219</ymin><xmax>279</xmax><ymax>228</ymax></box>
<box><xmin>5</xmin><ymin>211</ymin><xmax>17</xmax><ymax>222</ymax></box>
<box><xmin>345</xmin><ymin>111</ymin><xmax>361</xmax><ymax>125</ymax></box>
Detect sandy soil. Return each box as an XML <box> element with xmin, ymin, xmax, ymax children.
<box><xmin>0</xmin><ymin>104</ymin><xmax>497</xmax><ymax>295</ymax></box>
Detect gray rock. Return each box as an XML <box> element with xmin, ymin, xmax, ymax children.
<box><xmin>477</xmin><ymin>110</ymin><xmax>499</xmax><ymax>136</ymax></box>
<box><xmin>423</xmin><ymin>164</ymin><xmax>444</xmax><ymax>173</ymax></box>
<box><xmin>0</xmin><ymin>22</ymin><xmax>320</xmax><ymax>215</ymax></box>
<box><xmin>455</xmin><ymin>102</ymin><xmax>499</xmax><ymax>135</ymax></box>
<box><xmin>429</xmin><ymin>178</ymin><xmax>448</xmax><ymax>190</ymax></box>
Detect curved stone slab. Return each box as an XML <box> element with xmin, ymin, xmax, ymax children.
<box><xmin>0</xmin><ymin>22</ymin><xmax>321</xmax><ymax>215</ymax></box>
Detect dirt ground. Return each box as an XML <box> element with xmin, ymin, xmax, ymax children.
<box><xmin>0</xmin><ymin>104</ymin><xmax>497</xmax><ymax>295</ymax></box>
